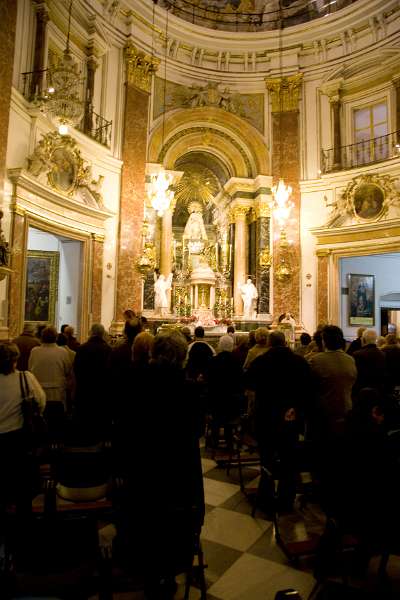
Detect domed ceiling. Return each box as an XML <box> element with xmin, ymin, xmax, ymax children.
<box><xmin>157</xmin><ymin>0</ymin><xmax>358</xmax><ymax>32</ymax></box>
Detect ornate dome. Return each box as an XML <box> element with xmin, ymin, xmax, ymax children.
<box><xmin>157</xmin><ymin>0</ymin><xmax>359</xmax><ymax>32</ymax></box>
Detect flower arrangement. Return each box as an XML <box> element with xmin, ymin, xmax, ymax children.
<box><xmin>179</xmin><ymin>315</ymin><xmax>198</xmax><ymax>324</ymax></box>
<box><xmin>214</xmin><ymin>318</ymin><xmax>233</xmax><ymax>326</ymax></box>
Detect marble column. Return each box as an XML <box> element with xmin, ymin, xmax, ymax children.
<box><xmin>160</xmin><ymin>206</ymin><xmax>173</xmax><ymax>277</ymax></box>
<box><xmin>30</xmin><ymin>1</ymin><xmax>49</xmax><ymax>100</ymax></box>
<box><xmin>90</xmin><ymin>234</ymin><xmax>104</xmax><ymax>325</ymax></box>
<box><xmin>83</xmin><ymin>54</ymin><xmax>98</xmax><ymax>135</ymax></box>
<box><xmin>266</xmin><ymin>74</ymin><xmax>303</xmax><ymax>322</ymax></box>
<box><xmin>394</xmin><ymin>76</ymin><xmax>400</xmax><ymax>144</ymax></box>
<box><xmin>0</xmin><ymin>0</ymin><xmax>17</xmax><ymax>203</ymax></box>
<box><xmin>255</xmin><ymin>206</ymin><xmax>271</xmax><ymax>315</ymax></box>
<box><xmin>231</xmin><ymin>206</ymin><xmax>249</xmax><ymax>316</ymax></box>
<box><xmin>316</xmin><ymin>251</ymin><xmax>329</xmax><ymax>326</ymax></box>
<box><xmin>330</xmin><ymin>96</ymin><xmax>342</xmax><ymax>169</ymax></box>
<box><xmin>8</xmin><ymin>206</ymin><xmax>26</xmax><ymax>338</ymax></box>
<box><xmin>113</xmin><ymin>44</ymin><xmax>157</xmax><ymax>324</ymax></box>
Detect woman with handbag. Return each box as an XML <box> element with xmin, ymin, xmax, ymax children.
<box><xmin>0</xmin><ymin>342</ymin><xmax>46</xmax><ymax>523</ymax></box>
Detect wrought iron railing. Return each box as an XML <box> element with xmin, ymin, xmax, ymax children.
<box><xmin>19</xmin><ymin>70</ymin><xmax>112</xmax><ymax>148</ymax></box>
<box><xmin>78</xmin><ymin>108</ymin><xmax>112</xmax><ymax>148</ymax></box>
<box><xmin>321</xmin><ymin>130</ymin><xmax>400</xmax><ymax>173</ymax></box>
<box><xmin>20</xmin><ymin>69</ymin><xmax>48</xmax><ymax>102</ymax></box>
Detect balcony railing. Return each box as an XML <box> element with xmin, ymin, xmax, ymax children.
<box><xmin>77</xmin><ymin>108</ymin><xmax>112</xmax><ymax>148</ymax></box>
<box><xmin>321</xmin><ymin>130</ymin><xmax>400</xmax><ymax>174</ymax></box>
<box><xmin>19</xmin><ymin>70</ymin><xmax>112</xmax><ymax>148</ymax></box>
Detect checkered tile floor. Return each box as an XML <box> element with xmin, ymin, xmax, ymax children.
<box><xmin>86</xmin><ymin>444</ymin><xmax>400</xmax><ymax>600</ymax></box>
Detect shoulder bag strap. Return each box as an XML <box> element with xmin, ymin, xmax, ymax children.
<box><xmin>19</xmin><ymin>371</ymin><xmax>27</xmax><ymax>401</ymax></box>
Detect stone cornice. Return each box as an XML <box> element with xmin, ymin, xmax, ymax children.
<box><xmin>7</xmin><ymin>168</ymin><xmax>114</xmax><ymax>228</ymax></box>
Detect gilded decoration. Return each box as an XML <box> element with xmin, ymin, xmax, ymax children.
<box><xmin>27</xmin><ymin>132</ymin><xmax>106</xmax><ymax>208</ymax></box>
<box><xmin>265</xmin><ymin>74</ymin><xmax>303</xmax><ymax>113</ymax></box>
<box><xmin>124</xmin><ymin>43</ymin><xmax>159</xmax><ymax>93</ymax></box>
<box><xmin>254</xmin><ymin>203</ymin><xmax>270</xmax><ymax>219</ymax></box>
<box><xmin>230</xmin><ymin>206</ymin><xmax>250</xmax><ymax>221</ymax></box>
<box><xmin>326</xmin><ymin>174</ymin><xmax>399</xmax><ymax>227</ymax></box>
<box><xmin>259</xmin><ymin>248</ymin><xmax>272</xmax><ymax>268</ymax></box>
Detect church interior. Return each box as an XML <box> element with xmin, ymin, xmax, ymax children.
<box><xmin>1</xmin><ymin>0</ymin><xmax>400</xmax><ymax>598</ymax></box>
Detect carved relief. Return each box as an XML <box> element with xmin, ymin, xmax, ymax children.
<box><xmin>27</xmin><ymin>132</ymin><xmax>105</xmax><ymax>209</ymax></box>
<box><xmin>326</xmin><ymin>173</ymin><xmax>400</xmax><ymax>227</ymax></box>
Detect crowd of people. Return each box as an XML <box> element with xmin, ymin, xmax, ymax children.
<box><xmin>1</xmin><ymin>316</ymin><xmax>400</xmax><ymax>596</ymax></box>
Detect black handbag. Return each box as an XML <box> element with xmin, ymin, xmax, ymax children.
<box><xmin>19</xmin><ymin>371</ymin><xmax>47</xmax><ymax>440</ymax></box>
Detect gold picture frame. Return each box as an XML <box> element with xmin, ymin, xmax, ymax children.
<box><xmin>24</xmin><ymin>250</ymin><xmax>59</xmax><ymax>325</ymax></box>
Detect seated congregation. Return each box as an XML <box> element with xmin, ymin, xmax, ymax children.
<box><xmin>1</xmin><ymin>318</ymin><xmax>400</xmax><ymax>598</ymax></box>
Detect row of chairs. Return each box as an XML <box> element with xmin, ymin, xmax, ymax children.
<box><xmin>2</xmin><ymin>435</ymin><xmax>208</xmax><ymax>600</ymax></box>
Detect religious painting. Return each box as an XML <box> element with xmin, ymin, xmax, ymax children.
<box><xmin>24</xmin><ymin>250</ymin><xmax>59</xmax><ymax>324</ymax></box>
<box><xmin>353</xmin><ymin>183</ymin><xmax>384</xmax><ymax>220</ymax></box>
<box><xmin>48</xmin><ymin>146</ymin><xmax>77</xmax><ymax>194</ymax></box>
<box><xmin>348</xmin><ymin>274</ymin><xmax>375</xmax><ymax>326</ymax></box>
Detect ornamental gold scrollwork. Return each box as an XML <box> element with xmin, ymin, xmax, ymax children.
<box><xmin>27</xmin><ymin>132</ymin><xmax>105</xmax><ymax>208</ymax></box>
<box><xmin>124</xmin><ymin>43</ymin><xmax>159</xmax><ymax>93</ymax></box>
<box><xmin>265</xmin><ymin>73</ymin><xmax>303</xmax><ymax>113</ymax></box>
<box><xmin>259</xmin><ymin>248</ymin><xmax>272</xmax><ymax>268</ymax></box>
<box><xmin>326</xmin><ymin>173</ymin><xmax>399</xmax><ymax>227</ymax></box>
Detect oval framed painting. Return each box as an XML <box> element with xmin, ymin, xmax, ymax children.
<box><xmin>353</xmin><ymin>183</ymin><xmax>384</xmax><ymax>221</ymax></box>
<box><xmin>48</xmin><ymin>146</ymin><xmax>77</xmax><ymax>194</ymax></box>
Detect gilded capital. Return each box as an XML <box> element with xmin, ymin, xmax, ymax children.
<box><xmin>265</xmin><ymin>73</ymin><xmax>303</xmax><ymax>113</ymax></box>
<box><xmin>254</xmin><ymin>203</ymin><xmax>270</xmax><ymax>219</ymax></box>
<box><xmin>124</xmin><ymin>43</ymin><xmax>159</xmax><ymax>93</ymax></box>
<box><xmin>230</xmin><ymin>205</ymin><xmax>250</xmax><ymax>222</ymax></box>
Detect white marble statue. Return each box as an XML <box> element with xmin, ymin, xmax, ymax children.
<box><xmin>154</xmin><ymin>272</ymin><xmax>173</xmax><ymax>316</ymax></box>
<box><xmin>240</xmin><ymin>278</ymin><xmax>258</xmax><ymax>319</ymax></box>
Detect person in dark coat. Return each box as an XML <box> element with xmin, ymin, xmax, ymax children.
<box><xmin>246</xmin><ymin>330</ymin><xmax>312</xmax><ymax>512</ymax></box>
<box><xmin>346</xmin><ymin>326</ymin><xmax>366</xmax><ymax>356</ymax></box>
<box><xmin>73</xmin><ymin>323</ymin><xmax>112</xmax><ymax>442</ymax></box>
<box><xmin>353</xmin><ymin>329</ymin><xmax>386</xmax><ymax>399</ymax></box>
<box><xmin>116</xmin><ymin>330</ymin><xmax>204</xmax><ymax>598</ymax></box>
<box><xmin>12</xmin><ymin>322</ymin><xmax>40</xmax><ymax>371</ymax></box>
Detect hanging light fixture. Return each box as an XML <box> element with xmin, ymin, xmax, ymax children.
<box><xmin>147</xmin><ymin>2</ymin><xmax>174</xmax><ymax>217</ymax></box>
<box><xmin>270</xmin><ymin>178</ymin><xmax>294</xmax><ymax>242</ymax></box>
<box><xmin>43</xmin><ymin>0</ymin><xmax>84</xmax><ymax>134</ymax></box>
<box><xmin>270</xmin><ymin>1</ymin><xmax>293</xmax><ymax>246</ymax></box>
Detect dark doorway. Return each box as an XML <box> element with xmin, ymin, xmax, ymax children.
<box><xmin>380</xmin><ymin>308</ymin><xmax>400</xmax><ymax>336</ymax></box>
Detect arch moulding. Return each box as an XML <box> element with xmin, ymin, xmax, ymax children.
<box><xmin>147</xmin><ymin>107</ymin><xmax>270</xmax><ymax>178</ymax></box>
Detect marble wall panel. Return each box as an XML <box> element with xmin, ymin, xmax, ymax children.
<box><xmin>143</xmin><ymin>271</ymin><xmax>155</xmax><ymax>310</ymax></box>
<box><xmin>115</xmin><ymin>85</ymin><xmax>149</xmax><ymax>320</ymax></box>
<box><xmin>91</xmin><ymin>236</ymin><xmax>104</xmax><ymax>325</ymax></box>
<box><xmin>256</xmin><ymin>216</ymin><xmax>270</xmax><ymax>314</ymax></box>
<box><xmin>271</xmin><ymin>111</ymin><xmax>300</xmax><ymax>321</ymax></box>
<box><xmin>317</xmin><ymin>253</ymin><xmax>329</xmax><ymax>326</ymax></box>
<box><xmin>8</xmin><ymin>210</ymin><xmax>26</xmax><ymax>338</ymax></box>
<box><xmin>0</xmin><ymin>1</ymin><xmax>17</xmax><ymax>200</ymax></box>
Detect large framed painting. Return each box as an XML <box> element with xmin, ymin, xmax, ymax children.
<box><xmin>24</xmin><ymin>250</ymin><xmax>59</xmax><ymax>324</ymax></box>
<box><xmin>348</xmin><ymin>273</ymin><xmax>375</xmax><ymax>326</ymax></box>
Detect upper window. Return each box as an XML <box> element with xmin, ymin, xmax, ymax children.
<box><xmin>353</xmin><ymin>102</ymin><xmax>389</xmax><ymax>164</ymax></box>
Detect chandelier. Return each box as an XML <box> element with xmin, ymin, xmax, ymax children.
<box><xmin>270</xmin><ymin>178</ymin><xmax>294</xmax><ymax>238</ymax></box>
<box><xmin>147</xmin><ymin>2</ymin><xmax>174</xmax><ymax>217</ymax></box>
<box><xmin>147</xmin><ymin>169</ymin><xmax>175</xmax><ymax>217</ymax></box>
<box><xmin>43</xmin><ymin>0</ymin><xmax>84</xmax><ymax>134</ymax></box>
